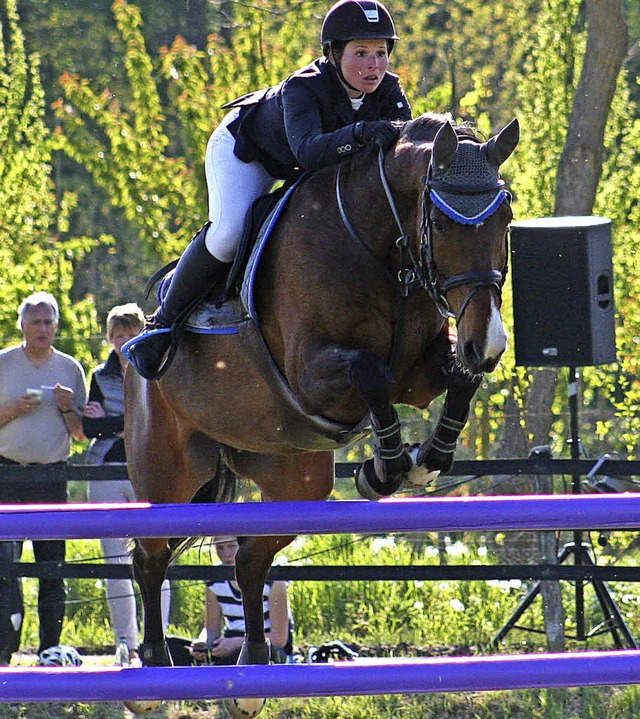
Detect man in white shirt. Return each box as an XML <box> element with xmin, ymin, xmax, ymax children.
<box><xmin>0</xmin><ymin>292</ymin><xmax>87</xmax><ymax>664</ymax></box>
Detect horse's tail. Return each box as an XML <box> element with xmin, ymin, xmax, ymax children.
<box><xmin>168</xmin><ymin>458</ymin><xmax>240</xmax><ymax>559</ymax></box>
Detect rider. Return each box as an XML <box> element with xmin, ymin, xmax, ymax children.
<box><xmin>125</xmin><ymin>0</ymin><xmax>412</xmax><ymax>380</ymax></box>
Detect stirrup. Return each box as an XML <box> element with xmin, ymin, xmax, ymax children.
<box><xmin>122</xmin><ymin>327</ymin><xmax>174</xmax><ymax>380</ymax></box>
<box><xmin>121</xmin><ymin>327</ymin><xmax>171</xmax><ymax>365</ymax></box>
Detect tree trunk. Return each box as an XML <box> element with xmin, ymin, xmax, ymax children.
<box><xmin>499</xmin><ymin>0</ymin><xmax>628</xmax><ymax>652</ymax></box>
<box><xmin>555</xmin><ymin>0</ymin><xmax>628</xmax><ymax>215</ymax></box>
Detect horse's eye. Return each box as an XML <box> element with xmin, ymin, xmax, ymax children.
<box><xmin>431</xmin><ymin>216</ymin><xmax>447</xmax><ymax>234</ymax></box>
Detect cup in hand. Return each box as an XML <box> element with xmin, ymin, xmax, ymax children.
<box><xmin>25</xmin><ymin>388</ymin><xmax>43</xmax><ymax>405</ymax></box>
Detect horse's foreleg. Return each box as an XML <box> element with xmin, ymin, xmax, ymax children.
<box><xmin>132</xmin><ymin>539</ymin><xmax>173</xmax><ymax>666</ymax></box>
<box><xmin>348</xmin><ymin>350</ymin><xmax>412</xmax><ymax>499</ymax></box>
<box><xmin>413</xmin><ymin>364</ymin><xmax>483</xmax><ymax>481</ymax></box>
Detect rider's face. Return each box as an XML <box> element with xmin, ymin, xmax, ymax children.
<box><xmin>339</xmin><ymin>39</ymin><xmax>389</xmax><ymax>95</ymax></box>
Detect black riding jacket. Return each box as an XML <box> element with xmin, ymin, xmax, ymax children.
<box><xmin>224</xmin><ymin>57</ymin><xmax>412</xmax><ymax>181</ymax></box>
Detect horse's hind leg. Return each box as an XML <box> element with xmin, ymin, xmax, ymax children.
<box><xmin>223</xmin><ymin>451</ymin><xmax>334</xmax><ymax>719</ymax></box>
<box><xmin>132</xmin><ymin>539</ymin><xmax>173</xmax><ymax>666</ymax></box>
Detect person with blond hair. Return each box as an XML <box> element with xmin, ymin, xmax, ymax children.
<box><xmin>190</xmin><ymin>536</ymin><xmax>293</xmax><ymax>665</ymax></box>
<box><xmin>83</xmin><ymin>303</ymin><xmax>170</xmax><ymax>664</ymax></box>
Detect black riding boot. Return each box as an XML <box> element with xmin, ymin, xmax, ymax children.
<box><xmin>124</xmin><ymin>224</ymin><xmax>230</xmax><ymax>380</ymax></box>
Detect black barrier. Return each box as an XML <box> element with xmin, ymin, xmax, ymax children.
<box><xmin>2</xmin><ymin>457</ymin><xmax>639</xmax><ymax>587</ymax></box>
<box><xmin>1</xmin><ymin>561</ymin><xmax>640</xmax><ymax>583</ymax></box>
<box><xmin>0</xmin><ymin>457</ymin><xmax>638</xmax><ymax>482</ymax></box>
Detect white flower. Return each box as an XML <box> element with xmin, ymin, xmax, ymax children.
<box><xmin>370</xmin><ymin>536</ymin><xmax>397</xmax><ymax>553</ymax></box>
<box><xmin>450</xmin><ymin>599</ymin><xmax>465</xmax><ymax>612</ymax></box>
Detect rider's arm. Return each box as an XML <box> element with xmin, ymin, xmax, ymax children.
<box><xmin>282</xmin><ymin>73</ymin><xmax>411</xmax><ymax>171</ymax></box>
<box><xmin>282</xmin><ymin>81</ymin><xmax>363</xmax><ymax>170</ymax></box>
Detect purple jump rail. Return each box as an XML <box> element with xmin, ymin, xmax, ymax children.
<box><xmin>0</xmin><ymin>493</ymin><xmax>640</xmax><ymax>540</ymax></box>
<box><xmin>0</xmin><ymin>651</ymin><xmax>639</xmax><ymax>702</ymax></box>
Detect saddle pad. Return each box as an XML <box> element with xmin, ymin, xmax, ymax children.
<box><xmin>184</xmin><ymin>180</ymin><xmax>302</xmax><ymax>334</ymax></box>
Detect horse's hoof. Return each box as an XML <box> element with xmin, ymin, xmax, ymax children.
<box><xmin>415</xmin><ymin>441</ymin><xmax>455</xmax><ymax>475</ymax></box>
<box><xmin>404</xmin><ymin>465</ymin><xmax>440</xmax><ymax>488</ymax></box>
<box><xmin>354</xmin><ymin>459</ymin><xmax>402</xmax><ymax>500</ymax></box>
<box><xmin>222</xmin><ymin>697</ymin><xmax>267</xmax><ymax>719</ymax></box>
<box><xmin>139</xmin><ymin>640</ymin><xmax>173</xmax><ymax>667</ymax></box>
<box><xmin>124</xmin><ymin>699</ymin><xmax>162</xmax><ymax>714</ymax></box>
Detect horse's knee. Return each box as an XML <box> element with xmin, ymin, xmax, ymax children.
<box><xmin>348</xmin><ymin>350</ymin><xmax>393</xmax><ymax>410</ymax></box>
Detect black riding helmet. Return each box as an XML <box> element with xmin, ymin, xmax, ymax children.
<box><xmin>321</xmin><ymin>0</ymin><xmax>399</xmax><ymax>54</ymax></box>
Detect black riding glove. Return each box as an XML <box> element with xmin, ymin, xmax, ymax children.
<box><xmin>354</xmin><ymin>120</ymin><xmax>400</xmax><ymax>151</ymax></box>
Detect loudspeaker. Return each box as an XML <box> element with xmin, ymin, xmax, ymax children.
<box><xmin>510</xmin><ymin>216</ymin><xmax>616</xmax><ymax>367</ymax></box>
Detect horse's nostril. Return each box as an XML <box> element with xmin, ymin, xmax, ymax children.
<box><xmin>463</xmin><ymin>340</ymin><xmax>481</xmax><ymax>366</ymax></box>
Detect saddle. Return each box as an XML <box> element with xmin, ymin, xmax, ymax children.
<box><xmin>147</xmin><ymin>176</ymin><xmax>371</xmax><ymax>448</ymax></box>
<box><xmin>150</xmin><ymin>181</ymin><xmax>290</xmax><ymax>319</ymax></box>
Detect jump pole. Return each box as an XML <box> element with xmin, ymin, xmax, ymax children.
<box><xmin>1</xmin><ymin>493</ymin><xmax>640</xmax><ymax>540</ymax></box>
<box><xmin>1</xmin><ymin>651</ymin><xmax>639</xmax><ymax>702</ymax></box>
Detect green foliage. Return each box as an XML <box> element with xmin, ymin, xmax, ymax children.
<box><xmin>52</xmin><ymin>0</ymin><xmax>200</xmax><ymax>263</ymax></box>
<box><xmin>0</xmin><ymin>0</ymin><xmax>98</xmax><ymax>365</ymax></box>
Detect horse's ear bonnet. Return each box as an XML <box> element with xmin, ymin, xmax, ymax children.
<box><xmin>428</xmin><ymin>118</ymin><xmax>520</xmax><ymax>226</ymax></box>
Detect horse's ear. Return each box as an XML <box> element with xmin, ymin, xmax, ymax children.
<box><xmin>484</xmin><ymin>118</ymin><xmax>520</xmax><ymax>167</ymax></box>
<box><xmin>431</xmin><ymin>121</ymin><xmax>459</xmax><ymax>170</ymax></box>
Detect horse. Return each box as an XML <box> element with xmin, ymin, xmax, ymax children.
<box><xmin>123</xmin><ymin>112</ymin><xmax>519</xmax><ymax>716</ymax></box>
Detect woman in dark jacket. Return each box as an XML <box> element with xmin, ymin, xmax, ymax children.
<box><xmin>83</xmin><ymin>304</ymin><xmax>171</xmax><ymax>663</ymax></box>
<box><xmin>126</xmin><ymin>0</ymin><xmax>412</xmax><ymax>380</ymax></box>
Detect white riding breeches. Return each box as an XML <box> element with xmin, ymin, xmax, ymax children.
<box><xmin>204</xmin><ymin>109</ymin><xmax>277</xmax><ymax>263</ymax></box>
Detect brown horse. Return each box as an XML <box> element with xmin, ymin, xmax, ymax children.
<box><xmin>124</xmin><ymin>112</ymin><xmax>519</xmax><ymax>715</ymax></box>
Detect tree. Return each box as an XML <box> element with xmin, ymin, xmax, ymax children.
<box><xmin>0</xmin><ymin>0</ymin><xmax>98</xmax><ymax>363</ymax></box>
<box><xmin>491</xmin><ymin>0</ymin><xmax>631</xmax><ymax>653</ymax></box>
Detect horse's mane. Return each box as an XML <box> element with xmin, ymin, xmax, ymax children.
<box><xmin>400</xmin><ymin>112</ymin><xmax>480</xmax><ymax>144</ymax></box>
<box><xmin>333</xmin><ymin>113</ymin><xmax>480</xmax><ymax>177</ymax></box>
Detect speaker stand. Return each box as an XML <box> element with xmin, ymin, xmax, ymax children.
<box><xmin>491</xmin><ymin>540</ymin><xmax>637</xmax><ymax>648</ymax></box>
<box><xmin>491</xmin><ymin>366</ymin><xmax>637</xmax><ymax>650</ymax></box>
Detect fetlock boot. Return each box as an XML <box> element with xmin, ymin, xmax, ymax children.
<box><xmin>123</xmin><ymin>223</ymin><xmax>230</xmax><ymax>380</ymax></box>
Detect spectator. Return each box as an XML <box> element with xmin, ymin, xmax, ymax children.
<box><xmin>0</xmin><ymin>291</ymin><xmax>87</xmax><ymax>664</ymax></box>
<box><xmin>189</xmin><ymin>536</ymin><xmax>294</xmax><ymax>665</ymax></box>
<box><xmin>83</xmin><ymin>303</ymin><xmax>170</xmax><ymax>664</ymax></box>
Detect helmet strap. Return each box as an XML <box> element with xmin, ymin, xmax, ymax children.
<box><xmin>329</xmin><ymin>45</ymin><xmax>363</xmax><ymax>95</ymax></box>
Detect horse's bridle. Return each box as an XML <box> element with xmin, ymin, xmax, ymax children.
<box><xmin>337</xmin><ymin>148</ymin><xmax>510</xmax><ymax>321</ymax></box>
<box><xmin>335</xmin><ymin>147</ymin><xmax>510</xmax><ymax>374</ymax></box>
<box><xmin>418</xmin><ymin>166</ymin><xmax>510</xmax><ymax>321</ymax></box>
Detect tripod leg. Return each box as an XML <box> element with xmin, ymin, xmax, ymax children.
<box><xmin>491</xmin><ymin>544</ymin><xmax>574</xmax><ymax>647</ymax></box>
<box><xmin>491</xmin><ymin>581</ymin><xmax>542</xmax><ymax>647</ymax></box>
<box><xmin>578</xmin><ymin>547</ymin><xmax>638</xmax><ymax>649</ymax></box>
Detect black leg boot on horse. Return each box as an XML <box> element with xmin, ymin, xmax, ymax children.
<box><xmin>124</xmin><ymin>222</ymin><xmax>231</xmax><ymax>381</ymax></box>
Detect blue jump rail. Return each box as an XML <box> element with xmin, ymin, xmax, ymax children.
<box><xmin>0</xmin><ymin>651</ymin><xmax>640</xmax><ymax>702</ymax></box>
<box><xmin>0</xmin><ymin>493</ymin><xmax>640</xmax><ymax>540</ymax></box>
